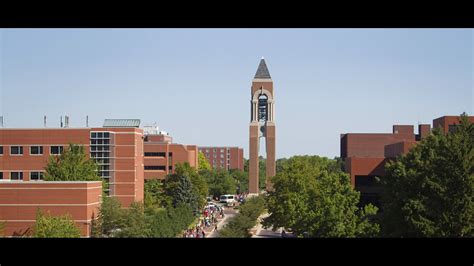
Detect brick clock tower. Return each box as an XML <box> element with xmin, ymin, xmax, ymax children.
<box><xmin>249</xmin><ymin>57</ymin><xmax>276</xmax><ymax>195</ymax></box>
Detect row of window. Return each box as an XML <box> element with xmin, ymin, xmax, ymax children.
<box><xmin>202</xmin><ymin>149</ymin><xmax>229</xmax><ymax>153</ymax></box>
<box><xmin>212</xmin><ymin>159</ymin><xmax>230</xmax><ymax>164</ymax></box>
<box><xmin>90</xmin><ymin>146</ymin><xmax>110</xmax><ymax>152</ymax></box>
<box><xmin>0</xmin><ymin>171</ymin><xmax>44</xmax><ymax>180</ymax></box>
<box><xmin>144</xmin><ymin>165</ymin><xmax>172</xmax><ymax>171</ymax></box>
<box><xmin>144</xmin><ymin>152</ymin><xmax>167</xmax><ymax>157</ymax></box>
<box><xmin>90</xmin><ymin>139</ymin><xmax>110</xmax><ymax>145</ymax></box>
<box><xmin>207</xmin><ymin>154</ymin><xmax>231</xmax><ymax>159</ymax></box>
<box><xmin>90</xmin><ymin>152</ymin><xmax>110</xmax><ymax>158</ymax></box>
<box><xmin>0</xmin><ymin>146</ymin><xmax>64</xmax><ymax>156</ymax></box>
<box><xmin>91</xmin><ymin>132</ymin><xmax>111</xmax><ymax>139</ymax></box>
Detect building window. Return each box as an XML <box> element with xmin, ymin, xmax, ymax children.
<box><xmin>355</xmin><ymin>175</ymin><xmax>379</xmax><ymax>187</ymax></box>
<box><xmin>206</xmin><ymin>149</ymin><xmax>209</xmax><ymax>153</ymax></box>
<box><xmin>0</xmin><ymin>172</ymin><xmax>3</xmax><ymax>179</ymax></box>
<box><xmin>30</xmin><ymin>172</ymin><xmax>44</xmax><ymax>181</ymax></box>
<box><xmin>30</xmin><ymin>146</ymin><xmax>44</xmax><ymax>155</ymax></box>
<box><xmin>220</xmin><ymin>149</ymin><xmax>224</xmax><ymax>153</ymax></box>
<box><xmin>213</xmin><ymin>154</ymin><xmax>217</xmax><ymax>158</ymax></box>
<box><xmin>359</xmin><ymin>193</ymin><xmax>381</xmax><ymax>209</ymax></box>
<box><xmin>144</xmin><ymin>152</ymin><xmax>166</xmax><ymax>157</ymax></box>
<box><xmin>213</xmin><ymin>149</ymin><xmax>216</xmax><ymax>153</ymax></box>
<box><xmin>144</xmin><ymin>166</ymin><xmax>166</xmax><ymax>170</ymax></box>
<box><xmin>11</xmin><ymin>172</ymin><xmax>23</xmax><ymax>180</ymax></box>
<box><xmin>220</xmin><ymin>154</ymin><xmax>224</xmax><ymax>158</ymax></box>
<box><xmin>0</xmin><ymin>146</ymin><xmax>3</xmax><ymax>155</ymax></box>
<box><xmin>50</xmin><ymin>146</ymin><xmax>64</xmax><ymax>155</ymax></box>
<box><xmin>168</xmin><ymin>165</ymin><xmax>173</xmax><ymax>171</ymax></box>
<box><xmin>448</xmin><ymin>124</ymin><xmax>459</xmax><ymax>133</ymax></box>
<box><xmin>10</xmin><ymin>146</ymin><xmax>23</xmax><ymax>155</ymax></box>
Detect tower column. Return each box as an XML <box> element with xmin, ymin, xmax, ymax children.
<box><xmin>265</xmin><ymin>124</ymin><xmax>276</xmax><ymax>191</ymax></box>
<box><xmin>249</xmin><ymin>123</ymin><xmax>260</xmax><ymax>194</ymax></box>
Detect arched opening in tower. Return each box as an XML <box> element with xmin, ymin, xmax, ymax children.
<box><xmin>258</xmin><ymin>94</ymin><xmax>268</xmax><ymax>122</ymax></box>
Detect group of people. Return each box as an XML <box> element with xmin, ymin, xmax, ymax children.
<box><xmin>182</xmin><ymin>202</ymin><xmax>225</xmax><ymax>238</ymax></box>
<box><xmin>202</xmin><ymin>204</ymin><xmax>224</xmax><ymax>228</ymax></box>
<box><xmin>236</xmin><ymin>193</ymin><xmax>247</xmax><ymax>203</ymax></box>
<box><xmin>183</xmin><ymin>226</ymin><xmax>206</xmax><ymax>238</ymax></box>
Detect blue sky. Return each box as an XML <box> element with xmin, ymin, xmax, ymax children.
<box><xmin>0</xmin><ymin>29</ymin><xmax>472</xmax><ymax>158</ymax></box>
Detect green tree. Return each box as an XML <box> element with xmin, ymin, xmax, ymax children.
<box><xmin>144</xmin><ymin>179</ymin><xmax>170</xmax><ymax>210</ymax></box>
<box><xmin>263</xmin><ymin>155</ymin><xmax>379</xmax><ymax>237</ymax></box>
<box><xmin>381</xmin><ymin>113</ymin><xmax>474</xmax><ymax>237</ymax></box>
<box><xmin>198</xmin><ymin>151</ymin><xmax>211</xmax><ymax>171</ymax></box>
<box><xmin>177</xmin><ymin>163</ymin><xmax>209</xmax><ymax>209</ymax></box>
<box><xmin>93</xmin><ymin>197</ymin><xmax>126</xmax><ymax>237</ymax></box>
<box><xmin>147</xmin><ymin>204</ymin><xmax>195</xmax><ymax>237</ymax></box>
<box><xmin>202</xmin><ymin>169</ymin><xmax>236</xmax><ymax>198</ymax></box>
<box><xmin>164</xmin><ymin>171</ymin><xmax>199</xmax><ymax>212</ymax></box>
<box><xmin>117</xmin><ymin>202</ymin><xmax>150</xmax><ymax>237</ymax></box>
<box><xmin>219</xmin><ymin>196</ymin><xmax>265</xmax><ymax>238</ymax></box>
<box><xmin>230</xmin><ymin>169</ymin><xmax>248</xmax><ymax>194</ymax></box>
<box><xmin>44</xmin><ymin>144</ymin><xmax>100</xmax><ymax>181</ymax></box>
<box><xmin>34</xmin><ymin>210</ymin><xmax>81</xmax><ymax>238</ymax></box>
<box><xmin>0</xmin><ymin>221</ymin><xmax>5</xmax><ymax>237</ymax></box>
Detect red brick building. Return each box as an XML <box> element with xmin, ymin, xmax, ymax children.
<box><xmin>143</xmin><ymin>131</ymin><xmax>198</xmax><ymax>180</ymax></box>
<box><xmin>198</xmin><ymin>146</ymin><xmax>244</xmax><ymax>171</ymax></box>
<box><xmin>0</xmin><ymin>119</ymin><xmax>144</xmax><ymax>207</ymax></box>
<box><xmin>0</xmin><ymin>181</ymin><xmax>102</xmax><ymax>237</ymax></box>
<box><xmin>0</xmin><ymin>120</ymin><xmax>203</xmax><ymax>237</ymax></box>
<box><xmin>340</xmin><ymin>115</ymin><xmax>473</xmax><ymax>207</ymax></box>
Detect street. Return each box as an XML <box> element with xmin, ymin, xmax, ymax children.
<box><xmin>206</xmin><ymin>204</ymin><xmax>238</xmax><ymax>238</ymax></box>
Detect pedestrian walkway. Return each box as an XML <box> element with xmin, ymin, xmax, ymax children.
<box><xmin>183</xmin><ymin>202</ymin><xmax>225</xmax><ymax>238</ymax></box>
<box><xmin>251</xmin><ymin>213</ymin><xmax>290</xmax><ymax>238</ymax></box>
<box><xmin>207</xmin><ymin>206</ymin><xmax>237</xmax><ymax>237</ymax></box>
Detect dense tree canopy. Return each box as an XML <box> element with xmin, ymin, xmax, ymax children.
<box><xmin>263</xmin><ymin>155</ymin><xmax>379</xmax><ymax>237</ymax></box>
<box><xmin>44</xmin><ymin>144</ymin><xmax>100</xmax><ymax>181</ymax></box>
<box><xmin>144</xmin><ymin>179</ymin><xmax>169</xmax><ymax>210</ymax></box>
<box><xmin>177</xmin><ymin>163</ymin><xmax>208</xmax><ymax>209</ymax></box>
<box><xmin>164</xmin><ymin>166</ymin><xmax>200</xmax><ymax>213</ymax></box>
<box><xmin>34</xmin><ymin>211</ymin><xmax>81</xmax><ymax>238</ymax></box>
<box><xmin>381</xmin><ymin>114</ymin><xmax>474</xmax><ymax>237</ymax></box>
<box><xmin>219</xmin><ymin>196</ymin><xmax>265</xmax><ymax>238</ymax></box>
<box><xmin>229</xmin><ymin>169</ymin><xmax>248</xmax><ymax>194</ymax></box>
<box><xmin>146</xmin><ymin>204</ymin><xmax>195</xmax><ymax>237</ymax></box>
<box><xmin>201</xmin><ymin>169</ymin><xmax>236</xmax><ymax>198</ymax></box>
<box><xmin>198</xmin><ymin>151</ymin><xmax>211</xmax><ymax>171</ymax></box>
<box><xmin>0</xmin><ymin>221</ymin><xmax>5</xmax><ymax>237</ymax></box>
<box><xmin>92</xmin><ymin>197</ymin><xmax>125</xmax><ymax>237</ymax></box>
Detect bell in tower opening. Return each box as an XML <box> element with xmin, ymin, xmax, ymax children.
<box><xmin>258</xmin><ymin>94</ymin><xmax>268</xmax><ymax>122</ymax></box>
